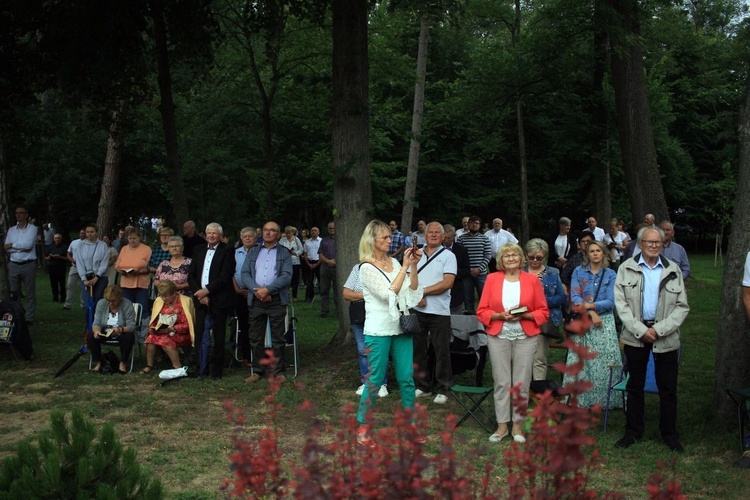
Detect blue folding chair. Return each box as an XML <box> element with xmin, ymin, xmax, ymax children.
<box><xmin>604</xmin><ymin>346</ymin><xmax>678</xmax><ymax>432</ymax></box>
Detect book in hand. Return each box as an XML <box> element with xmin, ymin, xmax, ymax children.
<box><xmin>100</xmin><ymin>328</ymin><xmax>116</xmax><ymax>338</ymax></box>
<box><xmin>509</xmin><ymin>306</ymin><xmax>528</xmax><ymax>316</ymax></box>
<box><xmin>122</xmin><ymin>268</ymin><xmax>135</xmax><ymax>275</ymax></box>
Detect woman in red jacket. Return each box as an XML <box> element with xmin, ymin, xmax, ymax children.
<box><xmin>477</xmin><ymin>243</ymin><xmax>549</xmax><ymax>444</ymax></box>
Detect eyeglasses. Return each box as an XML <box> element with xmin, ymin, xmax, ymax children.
<box><xmin>470</xmin><ymin>221</ymin><xmax>481</xmax><ymax>225</ymax></box>
<box><xmin>641</xmin><ymin>240</ymin><xmax>662</xmax><ymax>247</ymax></box>
<box><xmin>263</xmin><ymin>228</ymin><xmax>279</xmax><ymax>233</ymax></box>
<box><xmin>527</xmin><ymin>255</ymin><xmax>544</xmax><ymax>261</ymax></box>
<box><xmin>502</xmin><ymin>253</ymin><xmax>520</xmax><ymax>259</ymax></box>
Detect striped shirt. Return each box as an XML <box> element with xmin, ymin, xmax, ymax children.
<box><xmin>457</xmin><ymin>232</ymin><xmax>492</xmax><ymax>274</ymax></box>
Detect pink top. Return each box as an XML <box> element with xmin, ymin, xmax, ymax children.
<box><xmin>116</xmin><ymin>244</ymin><xmax>152</xmax><ymax>289</ymax></box>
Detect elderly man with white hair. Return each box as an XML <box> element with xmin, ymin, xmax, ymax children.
<box><xmin>188</xmin><ymin>222</ymin><xmax>236</xmax><ymax>379</ymax></box>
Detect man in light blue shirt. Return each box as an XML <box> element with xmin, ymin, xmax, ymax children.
<box><xmin>242</xmin><ymin>221</ymin><xmax>292</xmax><ymax>382</ymax></box>
<box><xmin>615</xmin><ymin>227</ymin><xmax>689</xmax><ymax>453</ymax></box>
<box><xmin>232</xmin><ymin>227</ymin><xmax>257</xmax><ymax>365</ymax></box>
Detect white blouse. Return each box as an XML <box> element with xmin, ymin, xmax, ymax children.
<box><xmin>360</xmin><ymin>259</ymin><xmax>424</xmax><ymax>337</ymax></box>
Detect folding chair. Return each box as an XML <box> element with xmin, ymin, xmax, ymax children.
<box><xmin>89</xmin><ymin>303</ymin><xmax>142</xmax><ymax>374</ymax></box>
<box><xmin>727</xmin><ymin>387</ymin><xmax>750</xmax><ymax>454</ymax></box>
<box><xmin>604</xmin><ymin>346</ymin><xmax>676</xmax><ymax>432</ymax></box>
<box><xmin>0</xmin><ymin>300</ymin><xmax>32</xmax><ymax>360</ymax></box>
<box><xmin>250</xmin><ymin>303</ymin><xmax>299</xmax><ymax>377</ymax></box>
<box><xmin>448</xmin><ymin>315</ymin><xmax>494</xmax><ymax>433</ymax></box>
<box><xmin>0</xmin><ymin>316</ymin><xmax>18</xmax><ymax>360</ymax></box>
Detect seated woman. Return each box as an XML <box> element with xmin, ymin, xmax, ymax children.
<box><xmin>142</xmin><ymin>280</ymin><xmax>195</xmax><ymax>374</ymax></box>
<box><xmin>89</xmin><ymin>284</ymin><xmax>137</xmax><ymax>374</ymax></box>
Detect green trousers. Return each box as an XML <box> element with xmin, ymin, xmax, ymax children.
<box><xmin>357</xmin><ymin>333</ymin><xmax>415</xmax><ymax>424</ymax></box>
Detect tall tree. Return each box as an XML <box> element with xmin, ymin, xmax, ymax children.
<box><xmin>330</xmin><ymin>0</ymin><xmax>373</xmax><ymax>343</ymax></box>
<box><xmin>149</xmin><ymin>0</ymin><xmax>191</xmax><ymax>228</ymax></box>
<box><xmin>607</xmin><ymin>0</ymin><xmax>669</xmax><ymax>223</ymax></box>
<box><xmin>714</xmin><ymin>74</ymin><xmax>750</xmax><ymax>424</ymax></box>
<box><xmin>512</xmin><ymin>0</ymin><xmax>529</xmax><ymax>244</ymax></box>
<box><xmin>590</xmin><ymin>0</ymin><xmax>611</xmax><ymax>225</ymax></box>
<box><xmin>96</xmin><ymin>100</ymin><xmax>128</xmax><ymax>239</ymax></box>
<box><xmin>401</xmin><ymin>13</ymin><xmax>429</xmax><ymax>235</ymax></box>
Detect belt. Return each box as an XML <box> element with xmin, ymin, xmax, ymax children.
<box><xmin>642</xmin><ymin>320</ymin><xmax>655</xmax><ymax>328</ymax></box>
<box><xmin>10</xmin><ymin>260</ymin><xmax>35</xmax><ymax>265</ymax></box>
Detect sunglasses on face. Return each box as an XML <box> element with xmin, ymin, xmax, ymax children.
<box><xmin>527</xmin><ymin>255</ymin><xmax>544</xmax><ymax>261</ymax></box>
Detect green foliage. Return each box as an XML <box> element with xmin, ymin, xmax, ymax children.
<box><xmin>0</xmin><ymin>410</ymin><xmax>163</xmax><ymax>500</ymax></box>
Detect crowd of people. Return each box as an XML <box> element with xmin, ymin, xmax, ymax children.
<box><xmin>4</xmin><ymin>207</ymin><xmax>699</xmax><ymax>452</ymax></box>
<box><xmin>348</xmin><ymin>213</ymin><xmax>691</xmax><ymax>451</ymax></box>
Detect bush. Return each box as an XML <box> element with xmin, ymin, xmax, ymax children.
<box><xmin>224</xmin><ymin>344</ymin><xmax>685</xmax><ymax>498</ymax></box>
<box><xmin>0</xmin><ymin>409</ymin><xmax>163</xmax><ymax>500</ymax></box>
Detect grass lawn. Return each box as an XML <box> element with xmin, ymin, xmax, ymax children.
<box><xmin>0</xmin><ymin>253</ymin><xmax>748</xmax><ymax>498</ymax></box>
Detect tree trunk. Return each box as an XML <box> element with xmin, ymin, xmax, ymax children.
<box><xmin>401</xmin><ymin>14</ymin><xmax>429</xmax><ymax>235</ymax></box>
<box><xmin>591</xmin><ymin>0</ymin><xmax>611</xmax><ymax>224</ymax></box>
<box><xmin>331</xmin><ymin>0</ymin><xmax>373</xmax><ymax>344</ymax></box>
<box><xmin>0</xmin><ymin>132</ymin><xmax>10</xmax><ymax>299</ymax></box>
<box><xmin>607</xmin><ymin>0</ymin><xmax>669</xmax><ymax>223</ymax></box>
<box><xmin>516</xmin><ymin>99</ymin><xmax>529</xmax><ymax>245</ymax></box>
<box><xmin>151</xmin><ymin>0</ymin><xmax>190</xmax><ymax>229</ymax></box>
<box><xmin>513</xmin><ymin>0</ymin><xmax>529</xmax><ymax>244</ymax></box>
<box><xmin>714</xmin><ymin>76</ymin><xmax>750</xmax><ymax>424</ymax></box>
<box><xmin>96</xmin><ymin>100</ymin><xmax>128</xmax><ymax>240</ymax></box>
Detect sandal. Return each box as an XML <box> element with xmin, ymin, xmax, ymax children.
<box><xmin>140</xmin><ymin>365</ymin><xmax>153</xmax><ymax>375</ymax></box>
<box><xmin>356</xmin><ymin>426</ymin><xmax>376</xmax><ymax>448</ymax></box>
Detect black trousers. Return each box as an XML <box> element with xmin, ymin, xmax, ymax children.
<box><xmin>291</xmin><ymin>264</ymin><xmax>301</xmax><ymax>299</ymax></box>
<box><xmin>248</xmin><ymin>296</ymin><xmax>287</xmax><ymax>376</ymax></box>
<box><xmin>623</xmin><ymin>344</ymin><xmax>680</xmax><ymax>442</ymax></box>
<box><xmin>305</xmin><ymin>262</ymin><xmax>320</xmax><ymax>301</ymax></box>
<box><xmin>234</xmin><ymin>293</ymin><xmax>251</xmax><ymax>361</ymax></box>
<box><xmin>88</xmin><ymin>331</ymin><xmax>135</xmax><ymax>365</ymax></box>
<box><xmin>194</xmin><ymin>302</ymin><xmax>231</xmax><ymax>377</ymax></box>
<box><xmin>48</xmin><ymin>264</ymin><xmax>67</xmax><ymax>302</ymax></box>
<box><xmin>413</xmin><ymin>312</ymin><xmax>453</xmax><ymax>395</ymax></box>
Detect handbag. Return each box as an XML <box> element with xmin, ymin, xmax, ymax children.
<box><xmin>564</xmin><ymin>272</ymin><xmax>604</xmax><ymax>335</ymax></box>
<box><xmin>540</xmin><ymin>318</ymin><xmax>562</xmax><ymax>340</ymax></box>
<box><xmin>349</xmin><ymin>300</ymin><xmax>366</xmax><ymax>325</ymax></box>
<box><xmin>399</xmin><ymin>311</ymin><xmax>423</xmax><ymax>335</ymax></box>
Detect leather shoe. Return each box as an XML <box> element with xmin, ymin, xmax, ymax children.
<box><xmin>614</xmin><ymin>435</ymin><xmax>639</xmax><ymax>448</ymax></box>
<box><xmin>245</xmin><ymin>373</ymin><xmax>262</xmax><ymax>384</ymax></box>
<box><xmin>664</xmin><ymin>439</ymin><xmax>684</xmax><ymax>453</ymax></box>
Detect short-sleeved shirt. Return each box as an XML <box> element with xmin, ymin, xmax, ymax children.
<box><xmin>344</xmin><ymin>263</ymin><xmax>362</xmax><ymax>293</ymax></box>
<box><xmin>414</xmin><ymin>247</ymin><xmax>457</xmax><ymax>316</ymax></box>
<box><xmin>743</xmin><ymin>252</ymin><xmax>750</xmax><ymax>287</ymax></box>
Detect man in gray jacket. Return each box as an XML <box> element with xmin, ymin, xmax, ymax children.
<box><xmin>242</xmin><ymin>221</ymin><xmax>292</xmax><ymax>382</ymax></box>
<box><xmin>614</xmin><ymin>226</ymin><xmax>689</xmax><ymax>452</ymax></box>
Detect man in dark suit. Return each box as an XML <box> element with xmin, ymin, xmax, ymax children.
<box><xmin>188</xmin><ymin>222</ymin><xmax>235</xmax><ymax>379</ymax></box>
<box><xmin>443</xmin><ymin>224</ymin><xmax>471</xmax><ymax>315</ymax></box>
<box><xmin>241</xmin><ymin>221</ymin><xmax>293</xmax><ymax>382</ymax></box>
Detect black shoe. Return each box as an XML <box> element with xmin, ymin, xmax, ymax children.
<box><xmin>320</xmin><ymin>312</ymin><xmax>328</xmax><ymax>318</ymax></box>
<box><xmin>211</xmin><ymin>373</ymin><xmax>223</xmax><ymax>380</ymax></box>
<box><xmin>615</xmin><ymin>435</ymin><xmax>639</xmax><ymax>448</ymax></box>
<box><xmin>664</xmin><ymin>439</ymin><xmax>684</xmax><ymax>453</ymax></box>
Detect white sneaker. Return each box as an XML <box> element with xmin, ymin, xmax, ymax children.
<box><xmin>378</xmin><ymin>385</ymin><xmax>389</xmax><ymax>398</ymax></box>
<box><xmin>159</xmin><ymin>366</ymin><xmax>188</xmax><ymax>380</ymax></box>
<box><xmin>356</xmin><ymin>384</ymin><xmax>365</xmax><ymax>396</ymax></box>
<box><xmin>433</xmin><ymin>394</ymin><xmax>448</xmax><ymax>405</ymax></box>
<box><xmin>415</xmin><ymin>389</ymin><xmax>432</xmax><ymax>398</ymax></box>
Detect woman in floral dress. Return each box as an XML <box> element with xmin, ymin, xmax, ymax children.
<box><xmin>153</xmin><ymin>236</ymin><xmax>192</xmax><ymax>296</ymax></box>
<box><xmin>563</xmin><ymin>240</ymin><xmax>621</xmax><ymax>408</ymax></box>
<box><xmin>141</xmin><ymin>280</ymin><xmax>195</xmax><ymax>374</ymax></box>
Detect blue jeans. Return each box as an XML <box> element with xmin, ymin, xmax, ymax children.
<box><xmin>353</xmin><ymin>323</ymin><xmax>387</xmax><ymax>385</ymax></box>
<box><xmin>462</xmin><ymin>272</ymin><xmax>487</xmax><ymax>313</ymax></box>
